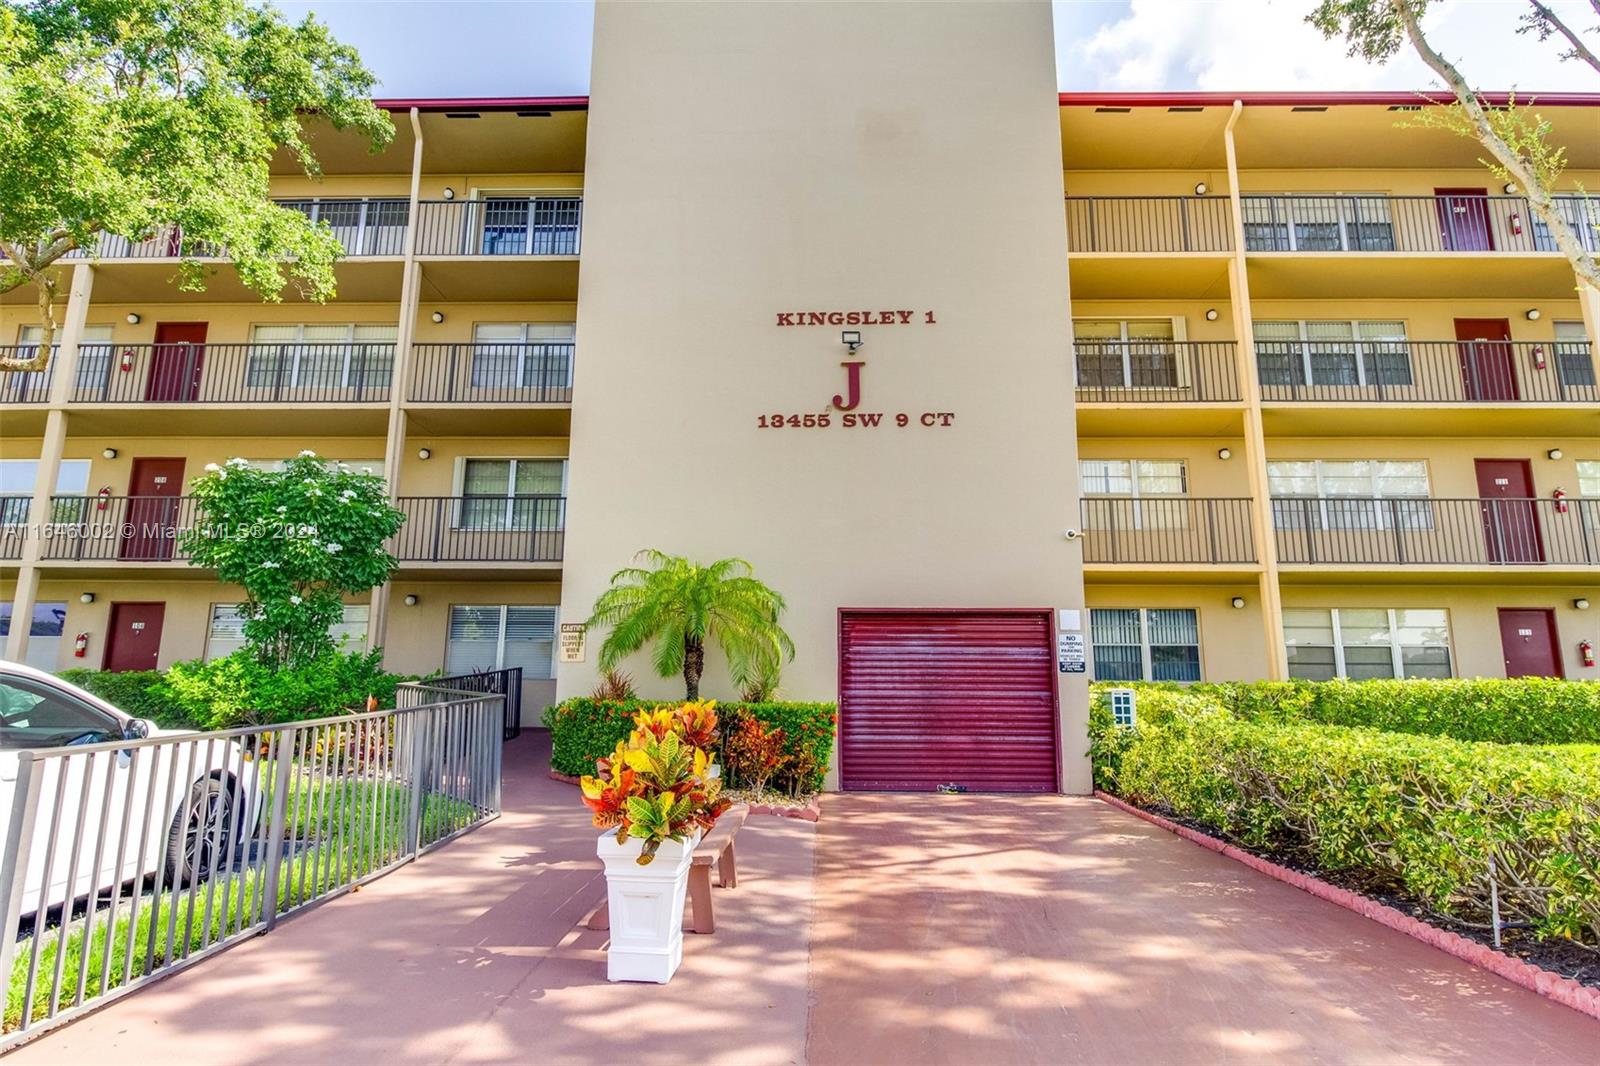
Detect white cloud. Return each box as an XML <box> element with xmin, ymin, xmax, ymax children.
<box><xmin>1057</xmin><ymin>0</ymin><xmax>1600</xmax><ymax>92</ymax></box>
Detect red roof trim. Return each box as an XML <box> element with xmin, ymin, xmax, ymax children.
<box><xmin>373</xmin><ymin>96</ymin><xmax>590</xmax><ymax>113</ymax></box>
<box><xmin>1059</xmin><ymin>90</ymin><xmax>1600</xmax><ymax>108</ymax></box>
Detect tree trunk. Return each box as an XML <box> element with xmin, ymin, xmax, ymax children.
<box><xmin>682</xmin><ymin>635</ymin><xmax>705</xmax><ymax>700</ymax></box>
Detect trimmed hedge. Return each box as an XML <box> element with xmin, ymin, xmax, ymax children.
<box><xmin>56</xmin><ymin>669</ymin><xmax>196</xmax><ymax>728</ymax></box>
<box><xmin>542</xmin><ymin>698</ymin><xmax>837</xmax><ymax>794</ymax></box>
<box><xmin>1089</xmin><ymin>690</ymin><xmax>1600</xmax><ymax>946</ymax></box>
<box><xmin>1092</xmin><ymin>678</ymin><xmax>1600</xmax><ymax>746</ymax></box>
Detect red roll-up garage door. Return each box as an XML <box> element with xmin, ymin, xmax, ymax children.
<box><xmin>839</xmin><ymin>610</ymin><xmax>1058</xmax><ymax>792</ymax></box>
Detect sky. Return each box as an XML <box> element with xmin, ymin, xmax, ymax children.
<box><xmin>275</xmin><ymin>0</ymin><xmax>1599</xmax><ymax>98</ymax></box>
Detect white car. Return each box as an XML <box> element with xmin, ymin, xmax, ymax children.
<box><xmin>0</xmin><ymin>661</ymin><xmax>262</xmax><ymax>918</ymax></box>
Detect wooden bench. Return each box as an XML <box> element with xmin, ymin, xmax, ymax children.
<box><xmin>588</xmin><ymin>804</ymin><xmax>749</xmax><ymax>935</ymax></box>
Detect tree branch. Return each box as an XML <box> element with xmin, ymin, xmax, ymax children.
<box><xmin>1393</xmin><ymin>0</ymin><xmax>1600</xmax><ymax>294</ymax></box>
<box><xmin>1528</xmin><ymin>0</ymin><xmax>1600</xmax><ymax>73</ymax></box>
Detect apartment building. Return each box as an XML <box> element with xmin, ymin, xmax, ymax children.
<box><xmin>2</xmin><ymin>4</ymin><xmax>1596</xmax><ymax>793</ymax></box>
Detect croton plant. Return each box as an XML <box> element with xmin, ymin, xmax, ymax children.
<box><xmin>580</xmin><ymin>702</ymin><xmax>730</xmax><ymax>864</ymax></box>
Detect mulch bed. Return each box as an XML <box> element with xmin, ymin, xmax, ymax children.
<box><xmin>1119</xmin><ymin>795</ymin><xmax>1598</xmax><ymax>992</ymax></box>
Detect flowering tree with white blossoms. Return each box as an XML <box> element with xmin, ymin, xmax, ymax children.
<box><xmin>181</xmin><ymin>453</ymin><xmax>405</xmax><ymax>668</ymax></box>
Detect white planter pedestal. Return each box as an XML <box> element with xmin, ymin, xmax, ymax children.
<box><xmin>596</xmin><ymin>829</ymin><xmax>701</xmax><ymax>983</ymax></box>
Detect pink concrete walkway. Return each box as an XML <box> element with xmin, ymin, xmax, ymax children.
<box><xmin>9</xmin><ymin>738</ymin><xmax>1599</xmax><ymax>1064</ymax></box>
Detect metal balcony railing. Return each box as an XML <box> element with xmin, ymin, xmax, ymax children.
<box><xmin>1239</xmin><ymin>194</ymin><xmax>1600</xmax><ymax>254</ymax></box>
<box><xmin>38</xmin><ymin>496</ymin><xmax>200</xmax><ymax>562</ymax></box>
<box><xmin>1065</xmin><ymin>196</ymin><xmax>1235</xmax><ymax>253</ymax></box>
<box><xmin>0</xmin><ymin>348</ymin><xmax>56</xmax><ymax>404</ymax></box>
<box><xmin>69</xmin><ymin>199</ymin><xmax>408</xmax><ymax>260</ymax></box>
<box><xmin>391</xmin><ymin>496</ymin><xmax>566</xmax><ymax>562</ymax></box>
<box><xmin>1272</xmin><ymin>497</ymin><xmax>1599</xmax><ymax>566</ymax></box>
<box><xmin>1079</xmin><ymin>497</ymin><xmax>1257</xmax><ymax>564</ymax></box>
<box><xmin>1256</xmin><ymin>339</ymin><xmax>1597</xmax><ymax>404</ymax></box>
<box><xmin>413</xmin><ymin>197</ymin><xmax>582</xmax><ymax>256</ymax></box>
<box><xmin>1074</xmin><ymin>341</ymin><xmax>1242</xmax><ymax>403</ymax></box>
<box><xmin>407</xmin><ymin>342</ymin><xmax>574</xmax><ymax>403</ymax></box>
<box><xmin>67</xmin><ymin>343</ymin><xmax>394</xmax><ymax>404</ymax></box>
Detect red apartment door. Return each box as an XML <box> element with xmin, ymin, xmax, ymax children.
<box><xmin>1455</xmin><ymin>318</ymin><xmax>1518</xmax><ymax>402</ymax></box>
<box><xmin>1435</xmin><ymin>187</ymin><xmax>1494</xmax><ymax>251</ymax></box>
<box><xmin>1498</xmin><ymin>608</ymin><xmax>1563</xmax><ymax>678</ymax></box>
<box><xmin>103</xmin><ymin>603</ymin><xmax>165</xmax><ymax>673</ymax></box>
<box><xmin>119</xmin><ymin>458</ymin><xmax>185</xmax><ymax>560</ymax></box>
<box><xmin>1475</xmin><ymin>458</ymin><xmax>1543</xmax><ymax>563</ymax></box>
<box><xmin>145</xmin><ymin>322</ymin><xmax>207</xmax><ymax>402</ymax></box>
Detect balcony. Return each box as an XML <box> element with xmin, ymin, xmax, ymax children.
<box><xmin>1079</xmin><ymin>497</ymin><xmax>1257</xmax><ymax>565</ymax></box>
<box><xmin>1257</xmin><ymin>339</ymin><xmax>1597</xmax><ymax>405</ymax></box>
<box><xmin>34</xmin><ymin>496</ymin><xmax>199</xmax><ymax>563</ymax></box>
<box><xmin>1272</xmin><ymin>497</ymin><xmax>1599</xmax><ymax>568</ymax></box>
<box><xmin>1240</xmin><ymin>194</ymin><xmax>1598</xmax><ymax>255</ymax></box>
<box><xmin>391</xmin><ymin>496</ymin><xmax>566</xmax><ymax>563</ymax></box>
<box><xmin>65</xmin><ymin>342</ymin><xmax>395</xmax><ymax>405</ymax></box>
<box><xmin>1075</xmin><ymin>341</ymin><xmax>1242</xmax><ymax>404</ymax></box>
<box><xmin>1065</xmin><ymin>196</ymin><xmax>1234</xmax><ymax>254</ymax></box>
<box><xmin>413</xmin><ymin>197</ymin><xmax>582</xmax><ymax>257</ymax></box>
<box><xmin>0</xmin><ymin>347</ymin><xmax>55</xmax><ymax>405</ymax></box>
<box><xmin>407</xmin><ymin>342</ymin><xmax>574</xmax><ymax>403</ymax></box>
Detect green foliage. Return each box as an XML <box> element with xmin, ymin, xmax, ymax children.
<box><xmin>162</xmin><ymin>648</ymin><xmax>406</xmax><ymax>730</ymax></box>
<box><xmin>585</xmin><ymin>550</ymin><xmax>796</xmax><ymax>699</ymax></box>
<box><xmin>0</xmin><ymin>0</ymin><xmax>394</xmax><ymax>364</ymax></box>
<box><xmin>1090</xmin><ymin>689</ymin><xmax>1600</xmax><ymax>946</ymax></box>
<box><xmin>545</xmin><ymin>698</ymin><xmax>836</xmax><ymax>795</ymax></box>
<box><xmin>181</xmin><ymin>454</ymin><xmax>404</xmax><ymax>668</ymax></box>
<box><xmin>56</xmin><ymin>668</ymin><xmax>195</xmax><ymax>728</ymax></box>
<box><xmin>722</xmin><ymin>712</ymin><xmax>786</xmax><ymax>796</ymax></box>
<box><xmin>1093</xmin><ymin>679</ymin><xmax>1600</xmax><ymax>745</ymax></box>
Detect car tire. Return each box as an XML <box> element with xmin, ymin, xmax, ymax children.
<box><xmin>164</xmin><ymin>776</ymin><xmax>237</xmax><ymax>886</ymax></box>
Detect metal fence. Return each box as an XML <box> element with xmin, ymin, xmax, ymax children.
<box><xmin>36</xmin><ymin>497</ymin><xmax>200</xmax><ymax>563</ymax></box>
<box><xmin>408</xmin><ymin>342</ymin><xmax>575</xmax><ymax>403</ymax></box>
<box><xmin>413</xmin><ymin>198</ymin><xmax>583</xmax><ymax>256</ymax></box>
<box><xmin>1074</xmin><ymin>341</ymin><xmax>1241</xmax><ymax>403</ymax></box>
<box><xmin>63</xmin><ymin>343</ymin><xmax>394</xmax><ymax>405</ymax></box>
<box><xmin>1239</xmin><ymin>193</ymin><xmax>1600</xmax><ymax>254</ymax></box>
<box><xmin>1065</xmin><ymin>196</ymin><xmax>1235</xmax><ymax>253</ymax></box>
<box><xmin>1273</xmin><ymin>497</ymin><xmax>1600</xmax><ymax>566</ymax></box>
<box><xmin>1079</xmin><ymin>498</ymin><xmax>1257</xmax><ymax>564</ymax></box>
<box><xmin>1257</xmin><ymin>339</ymin><xmax>1597</xmax><ymax>404</ymax></box>
<box><xmin>0</xmin><ymin>349</ymin><xmax>56</xmax><ymax>405</ymax></box>
<box><xmin>390</xmin><ymin>496</ymin><xmax>566</xmax><ymax>563</ymax></box>
<box><xmin>0</xmin><ymin>692</ymin><xmax>503</xmax><ymax>1049</ymax></box>
<box><xmin>400</xmin><ymin>669</ymin><xmax>524</xmax><ymax>741</ymax></box>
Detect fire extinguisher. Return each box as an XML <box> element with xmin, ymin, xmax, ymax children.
<box><xmin>1581</xmin><ymin>640</ymin><xmax>1596</xmax><ymax>669</ymax></box>
<box><xmin>1553</xmin><ymin>488</ymin><xmax>1569</xmax><ymax>514</ymax></box>
<box><xmin>118</xmin><ymin>348</ymin><xmax>135</xmax><ymax>372</ymax></box>
<box><xmin>95</xmin><ymin>486</ymin><xmax>113</xmax><ymax>511</ymax></box>
<box><xmin>1530</xmin><ymin>344</ymin><xmax>1547</xmax><ymax>370</ymax></box>
<box><xmin>73</xmin><ymin>633</ymin><xmax>89</xmax><ymax>658</ymax></box>
<box><xmin>1509</xmin><ymin>212</ymin><xmax>1523</xmax><ymax>236</ymax></box>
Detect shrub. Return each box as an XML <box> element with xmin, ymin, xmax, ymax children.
<box><xmin>723</xmin><ymin>712</ymin><xmax>786</xmax><ymax>796</ymax></box>
<box><xmin>1092</xmin><ymin>679</ymin><xmax>1600</xmax><ymax>746</ymax></box>
<box><xmin>1091</xmin><ymin>690</ymin><xmax>1600</xmax><ymax>946</ymax></box>
<box><xmin>544</xmin><ymin>698</ymin><xmax>836</xmax><ymax>795</ymax></box>
<box><xmin>162</xmin><ymin>649</ymin><xmax>409</xmax><ymax>730</ymax></box>
<box><xmin>56</xmin><ymin>669</ymin><xmax>195</xmax><ymax>729</ymax></box>
<box><xmin>591</xmin><ymin>669</ymin><xmax>637</xmax><ymax>701</ymax></box>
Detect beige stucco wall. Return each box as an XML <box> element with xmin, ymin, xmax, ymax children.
<box><xmin>562</xmin><ymin>0</ymin><xmax>1089</xmax><ymax>790</ymax></box>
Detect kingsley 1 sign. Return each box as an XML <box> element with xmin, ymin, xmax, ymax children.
<box><xmin>757</xmin><ymin>308</ymin><xmax>954</xmax><ymax>431</ymax></box>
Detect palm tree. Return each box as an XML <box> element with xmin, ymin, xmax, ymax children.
<box><xmin>586</xmin><ymin>550</ymin><xmax>796</xmax><ymax>700</ymax></box>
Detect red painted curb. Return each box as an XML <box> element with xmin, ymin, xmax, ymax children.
<box><xmin>547</xmin><ymin>769</ymin><xmax>822</xmax><ymax>821</ymax></box>
<box><xmin>1095</xmin><ymin>791</ymin><xmax>1600</xmax><ymax>1025</ymax></box>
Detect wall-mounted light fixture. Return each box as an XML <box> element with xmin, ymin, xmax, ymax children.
<box><xmin>841</xmin><ymin>330</ymin><xmax>862</xmax><ymax>352</ymax></box>
<box><xmin>1526</xmin><ymin>308</ymin><xmax>1541</xmax><ymax>321</ymax></box>
<box><xmin>430</xmin><ymin>311</ymin><xmax>445</xmax><ymax>324</ymax></box>
<box><xmin>1573</xmin><ymin>597</ymin><xmax>1590</xmax><ymax>610</ymax></box>
<box><xmin>1217</xmin><ymin>447</ymin><xmax>1232</xmax><ymax>460</ymax></box>
<box><xmin>101</xmin><ymin>448</ymin><xmax>118</xmax><ymax>460</ymax></box>
<box><xmin>125</xmin><ymin>312</ymin><xmax>141</xmax><ymax>325</ymax></box>
<box><xmin>79</xmin><ymin>593</ymin><xmax>95</xmax><ymax>604</ymax></box>
<box><xmin>1503</xmin><ymin>182</ymin><xmax>1517</xmax><ymax>194</ymax></box>
<box><xmin>416</xmin><ymin>448</ymin><xmax>432</xmax><ymax>460</ymax></box>
<box><xmin>441</xmin><ymin>187</ymin><xmax>456</xmax><ymax>201</ymax></box>
<box><xmin>1204</xmin><ymin>308</ymin><xmax>1219</xmax><ymax>321</ymax></box>
<box><xmin>403</xmin><ymin>594</ymin><xmax>419</xmax><ymax>607</ymax></box>
<box><xmin>1549</xmin><ymin>448</ymin><xmax>1564</xmax><ymax>461</ymax></box>
<box><xmin>1194</xmin><ymin>181</ymin><xmax>1208</xmax><ymax>196</ymax></box>
<box><xmin>1230</xmin><ymin>596</ymin><xmax>1246</xmax><ymax>609</ymax></box>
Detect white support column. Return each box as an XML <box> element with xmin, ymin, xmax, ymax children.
<box><xmin>368</xmin><ymin>108</ymin><xmax>426</xmax><ymax>657</ymax></box>
<box><xmin>1222</xmin><ymin>103</ymin><xmax>1287</xmax><ymax>681</ymax></box>
<box><xmin>5</xmin><ymin>263</ymin><xmax>94</xmax><ymax>664</ymax></box>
